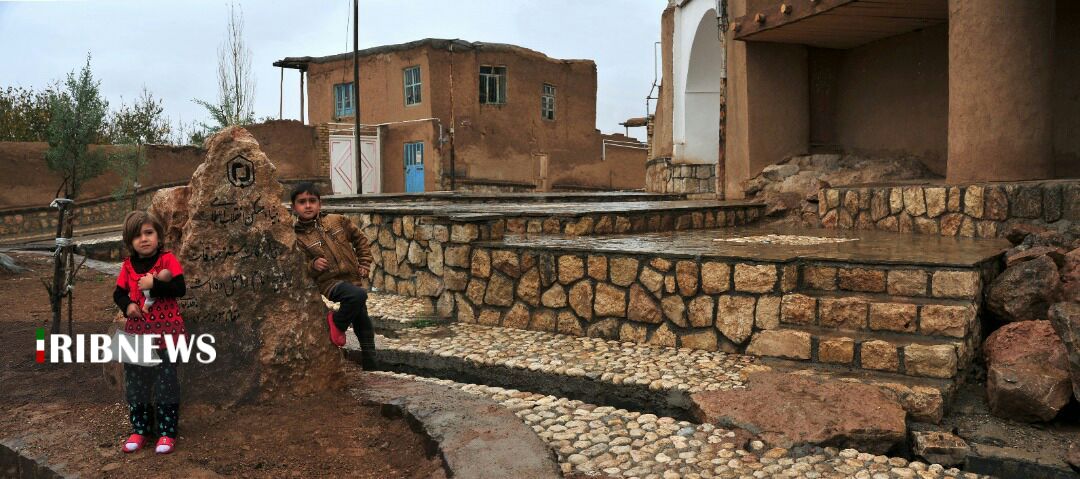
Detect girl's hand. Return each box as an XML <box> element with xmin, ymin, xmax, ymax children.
<box><xmin>125</xmin><ymin>303</ymin><xmax>143</xmax><ymax>319</ymax></box>
<box><xmin>137</xmin><ymin>273</ymin><xmax>154</xmax><ymax>290</ymax></box>
<box><xmin>156</xmin><ymin>269</ymin><xmax>173</xmax><ymax>282</ymax></box>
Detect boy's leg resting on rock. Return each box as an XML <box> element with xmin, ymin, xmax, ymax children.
<box><xmin>329</xmin><ymin>282</ymin><xmax>377</xmax><ymax>354</ymax></box>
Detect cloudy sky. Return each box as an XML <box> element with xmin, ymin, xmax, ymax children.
<box><xmin>0</xmin><ymin>0</ymin><xmax>664</xmax><ymax>137</ymax></box>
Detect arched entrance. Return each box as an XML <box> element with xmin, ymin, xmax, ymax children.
<box><xmin>674</xmin><ymin>7</ymin><xmax>724</xmax><ymax>166</ymax></box>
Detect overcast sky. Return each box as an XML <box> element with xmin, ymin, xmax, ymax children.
<box><xmin>0</xmin><ymin>0</ymin><xmax>664</xmax><ymax>138</ymax></box>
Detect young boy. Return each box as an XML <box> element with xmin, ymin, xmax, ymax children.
<box><xmin>290</xmin><ymin>182</ymin><xmax>376</xmax><ymax>368</ymax></box>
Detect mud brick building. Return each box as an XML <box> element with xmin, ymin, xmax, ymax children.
<box><xmin>649</xmin><ymin>0</ymin><xmax>1080</xmax><ymax>197</ymax></box>
<box><xmin>275</xmin><ymin>39</ymin><xmax>647</xmax><ymax>194</ymax></box>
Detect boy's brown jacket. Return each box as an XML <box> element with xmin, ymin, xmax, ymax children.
<box><xmin>294</xmin><ymin>213</ymin><xmax>374</xmax><ymax>296</ymax></box>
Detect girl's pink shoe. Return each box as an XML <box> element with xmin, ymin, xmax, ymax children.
<box><xmin>123</xmin><ymin>433</ymin><xmax>146</xmax><ymax>453</ymax></box>
<box><xmin>327</xmin><ymin>312</ymin><xmax>346</xmax><ymax>347</ymax></box>
<box><xmin>155</xmin><ymin>436</ymin><xmax>176</xmax><ymax>454</ymax></box>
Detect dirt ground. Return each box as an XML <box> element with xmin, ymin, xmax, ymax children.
<box><xmin>0</xmin><ymin>252</ymin><xmax>445</xmax><ymax>478</ymax></box>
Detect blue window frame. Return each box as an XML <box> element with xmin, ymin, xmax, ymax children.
<box><xmin>334</xmin><ymin>82</ymin><xmax>355</xmax><ymax>117</ymax></box>
<box><xmin>404</xmin><ymin>66</ymin><xmax>422</xmax><ymax>106</ymax></box>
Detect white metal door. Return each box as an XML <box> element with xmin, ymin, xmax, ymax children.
<box><xmin>329</xmin><ymin>135</ymin><xmax>381</xmax><ymax>194</ymax></box>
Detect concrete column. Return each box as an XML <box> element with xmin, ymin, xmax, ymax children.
<box><xmin>947</xmin><ymin>0</ymin><xmax>1056</xmax><ymax>182</ymax></box>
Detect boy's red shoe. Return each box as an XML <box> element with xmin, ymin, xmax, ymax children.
<box><xmin>327</xmin><ymin>312</ymin><xmax>346</xmax><ymax>347</ymax></box>
<box><xmin>155</xmin><ymin>436</ymin><xmax>175</xmax><ymax>454</ymax></box>
<box><xmin>123</xmin><ymin>433</ymin><xmax>146</xmax><ymax>453</ymax></box>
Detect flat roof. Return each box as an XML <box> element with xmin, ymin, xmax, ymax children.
<box><xmin>274</xmin><ymin>38</ymin><xmax>593</xmax><ymax>70</ymax></box>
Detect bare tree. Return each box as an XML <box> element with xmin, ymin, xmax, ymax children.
<box><xmin>194</xmin><ymin>1</ymin><xmax>257</xmax><ymax>130</ymax></box>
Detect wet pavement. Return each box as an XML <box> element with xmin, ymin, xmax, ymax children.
<box><xmin>489</xmin><ymin>226</ymin><xmax>1010</xmax><ymax>267</ymax></box>
<box><xmin>323</xmin><ymin>199</ymin><xmax>761</xmax><ymax>220</ymax></box>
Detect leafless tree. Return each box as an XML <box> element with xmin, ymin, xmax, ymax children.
<box><xmin>194</xmin><ymin>2</ymin><xmax>256</xmax><ymax>129</ymax></box>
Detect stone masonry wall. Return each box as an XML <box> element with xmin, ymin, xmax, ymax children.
<box><xmin>446</xmin><ymin>247</ymin><xmax>991</xmax><ymax>379</ymax></box>
<box><xmin>340</xmin><ymin>204</ymin><xmax>765</xmax><ymax>313</ymax></box>
<box><xmin>817</xmin><ymin>179</ymin><xmax>1080</xmax><ymax>238</ymax></box>
<box><xmin>646</xmin><ymin>158</ymin><xmax>716</xmax><ymax>195</ymax></box>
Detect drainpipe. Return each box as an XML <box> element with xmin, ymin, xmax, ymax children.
<box><xmin>448</xmin><ymin>41</ymin><xmax>457</xmax><ymax>191</ymax></box>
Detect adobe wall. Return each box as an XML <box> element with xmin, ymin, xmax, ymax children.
<box><xmin>304</xmin><ymin>51</ymin><xmax>435</xmax><ymax>126</ymax></box>
<box><xmin>0</xmin><ymin>120</ymin><xmax>322</xmax><ymax>210</ymax></box>
<box><xmin>649</xmin><ymin>6</ymin><xmax>676</xmax><ymax>161</ymax></box>
<box><xmin>380</xmin><ymin>120</ymin><xmax>442</xmax><ymax>193</ymax></box>
<box><xmin>427</xmin><ymin>46</ymin><xmax>601</xmax><ymax>188</ymax></box>
<box><xmin>829</xmin><ymin>25</ymin><xmax>949</xmax><ymax>176</ymax></box>
<box><xmin>1053</xmin><ymin>0</ymin><xmax>1080</xmax><ymax>178</ymax></box>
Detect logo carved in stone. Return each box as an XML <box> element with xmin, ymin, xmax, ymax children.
<box><xmin>227</xmin><ymin>155</ymin><xmax>255</xmax><ymax>188</ymax></box>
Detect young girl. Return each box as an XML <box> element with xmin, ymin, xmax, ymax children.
<box><xmin>112</xmin><ymin>211</ymin><xmax>187</xmax><ymax>454</ymax></box>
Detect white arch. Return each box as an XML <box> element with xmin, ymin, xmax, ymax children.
<box><xmin>673</xmin><ymin>0</ymin><xmax>724</xmax><ymax>165</ymax></box>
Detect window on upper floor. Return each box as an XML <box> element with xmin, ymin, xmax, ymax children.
<box><xmin>541</xmin><ymin>83</ymin><xmax>556</xmax><ymax>121</ymax></box>
<box><xmin>404</xmin><ymin>66</ymin><xmax>422</xmax><ymax>106</ymax></box>
<box><xmin>334</xmin><ymin>82</ymin><xmax>355</xmax><ymax>117</ymax></box>
<box><xmin>479</xmin><ymin>65</ymin><xmax>507</xmax><ymax>105</ymax></box>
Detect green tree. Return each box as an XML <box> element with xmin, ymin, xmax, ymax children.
<box><xmin>108</xmin><ymin>87</ymin><xmax>171</xmax><ymax>209</ymax></box>
<box><xmin>194</xmin><ymin>1</ymin><xmax>257</xmax><ymax>131</ymax></box>
<box><xmin>46</xmin><ymin>55</ymin><xmax>110</xmax><ymax>200</ymax></box>
<box><xmin>44</xmin><ymin>54</ymin><xmax>110</xmax><ymax>334</ymax></box>
<box><xmin>0</xmin><ymin>86</ymin><xmax>54</xmax><ymax>141</ymax></box>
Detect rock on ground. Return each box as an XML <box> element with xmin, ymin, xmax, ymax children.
<box><xmin>911</xmin><ymin>430</ymin><xmax>969</xmax><ymax>467</ymax></box>
<box><xmin>689</xmin><ymin>371</ymin><xmax>906</xmax><ymax>454</ymax></box>
<box><xmin>984</xmin><ymin>320</ymin><xmax>1072</xmax><ymax>422</ymax></box>
<box><xmin>987</xmin><ymin>255</ymin><xmax>1061</xmax><ymax>322</ymax></box>
<box><xmin>0</xmin><ymin>252</ymin><xmax>27</xmax><ymax>273</ymax></box>
<box><xmin>1048</xmin><ymin>302</ymin><xmax>1080</xmax><ymax>401</ymax></box>
<box><xmin>174</xmin><ymin>126</ymin><xmax>345</xmax><ymax>407</ymax></box>
<box><xmin>1061</xmin><ymin>248</ymin><xmax>1080</xmax><ymax>303</ymax></box>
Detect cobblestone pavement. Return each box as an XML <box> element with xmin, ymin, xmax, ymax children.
<box><xmin>370</xmin><ymin>371</ymin><xmax>986</xmax><ymax>479</ymax></box>
<box><xmin>374</xmin><ymin>323</ymin><xmax>753</xmax><ymax>394</ymax></box>
<box><xmin>366</xmin><ymin>291</ymin><xmax>434</xmax><ymax>323</ymax></box>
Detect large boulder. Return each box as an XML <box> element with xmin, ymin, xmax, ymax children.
<box><xmin>1048</xmin><ymin>302</ymin><xmax>1080</xmax><ymax>401</ymax></box>
<box><xmin>689</xmin><ymin>372</ymin><xmax>906</xmax><ymax>454</ymax></box>
<box><xmin>1061</xmin><ymin>248</ymin><xmax>1080</xmax><ymax>303</ymax></box>
<box><xmin>177</xmin><ymin>126</ymin><xmax>345</xmax><ymax>406</ymax></box>
<box><xmin>984</xmin><ymin>320</ymin><xmax>1072</xmax><ymax>422</ymax></box>
<box><xmin>987</xmin><ymin>255</ymin><xmax>1061</xmax><ymax>322</ymax></box>
<box><xmin>148</xmin><ymin>185</ymin><xmax>191</xmax><ymax>251</ymax></box>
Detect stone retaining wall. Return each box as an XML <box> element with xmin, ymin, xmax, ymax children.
<box><xmin>342</xmin><ymin>204</ymin><xmax>764</xmax><ymax>310</ymax></box>
<box><xmin>817</xmin><ymin>180</ymin><xmax>1080</xmax><ymax>238</ymax></box>
<box><xmin>646</xmin><ymin>158</ymin><xmax>716</xmax><ymax>194</ymax></box>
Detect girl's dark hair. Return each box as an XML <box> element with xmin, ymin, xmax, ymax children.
<box><xmin>290</xmin><ymin>182</ymin><xmax>322</xmax><ymax>203</ymax></box>
<box><xmin>122</xmin><ymin>211</ymin><xmax>165</xmax><ymax>256</ymax></box>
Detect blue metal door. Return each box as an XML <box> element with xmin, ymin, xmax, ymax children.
<box><xmin>404</xmin><ymin>141</ymin><xmax>425</xmax><ymax>193</ymax></box>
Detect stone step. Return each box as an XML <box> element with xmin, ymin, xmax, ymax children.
<box><xmin>753</xmin><ymin>356</ymin><xmax>957</xmax><ymax>423</ymax></box>
<box><xmin>350</xmin><ymin>322</ymin><xmax>950</xmax><ymax>423</ymax></box>
<box><xmin>779</xmin><ymin>291</ymin><xmax>980</xmax><ymax>340</ymax></box>
<box><xmin>745</xmin><ymin>324</ymin><xmax>971</xmax><ymax>380</ymax></box>
<box><xmin>797</xmin><ymin>262</ymin><xmax>986</xmax><ymax>301</ymax></box>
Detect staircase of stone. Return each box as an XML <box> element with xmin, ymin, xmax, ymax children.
<box><xmin>742</xmin><ymin>260</ymin><xmax>991</xmax><ymax>422</ymax></box>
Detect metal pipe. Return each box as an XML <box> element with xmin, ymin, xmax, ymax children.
<box><xmin>353</xmin><ymin>0</ymin><xmax>362</xmax><ymax>194</ymax></box>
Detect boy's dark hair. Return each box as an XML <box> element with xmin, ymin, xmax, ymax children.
<box><xmin>122</xmin><ymin>211</ymin><xmax>165</xmax><ymax>257</ymax></box>
<box><xmin>290</xmin><ymin>182</ymin><xmax>322</xmax><ymax>203</ymax></box>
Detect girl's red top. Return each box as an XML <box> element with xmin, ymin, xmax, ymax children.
<box><xmin>116</xmin><ymin>251</ymin><xmax>187</xmax><ymax>337</ymax></box>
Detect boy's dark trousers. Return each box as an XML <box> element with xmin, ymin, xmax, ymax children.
<box><xmin>124</xmin><ymin>355</ymin><xmax>180</xmax><ymax>438</ymax></box>
<box><xmin>328</xmin><ymin>281</ymin><xmax>377</xmax><ymax>368</ymax></box>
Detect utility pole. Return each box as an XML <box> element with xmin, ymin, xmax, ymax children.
<box><xmin>353</xmin><ymin>0</ymin><xmax>363</xmax><ymax>195</ymax></box>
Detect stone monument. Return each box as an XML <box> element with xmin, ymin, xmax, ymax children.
<box><xmin>156</xmin><ymin>126</ymin><xmax>345</xmax><ymax>406</ymax></box>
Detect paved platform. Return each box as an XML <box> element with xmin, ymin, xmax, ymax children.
<box><xmin>323</xmin><ymin>191</ymin><xmax>683</xmax><ymax>205</ymax></box>
<box><xmin>326</xmin><ymin>199</ymin><xmax>762</xmax><ymax>221</ymax></box>
<box><xmin>370</xmin><ymin>371</ymin><xmax>985</xmax><ymax>479</ymax></box>
<box><xmin>492</xmin><ymin>226</ymin><xmax>1009</xmax><ymax>267</ymax></box>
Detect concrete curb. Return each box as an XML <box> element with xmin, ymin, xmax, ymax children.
<box><xmin>0</xmin><ymin>439</ymin><xmax>65</xmax><ymax>479</ymax></box>
<box><xmin>352</xmin><ymin>372</ymin><xmax>562</xmax><ymax>479</ymax></box>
